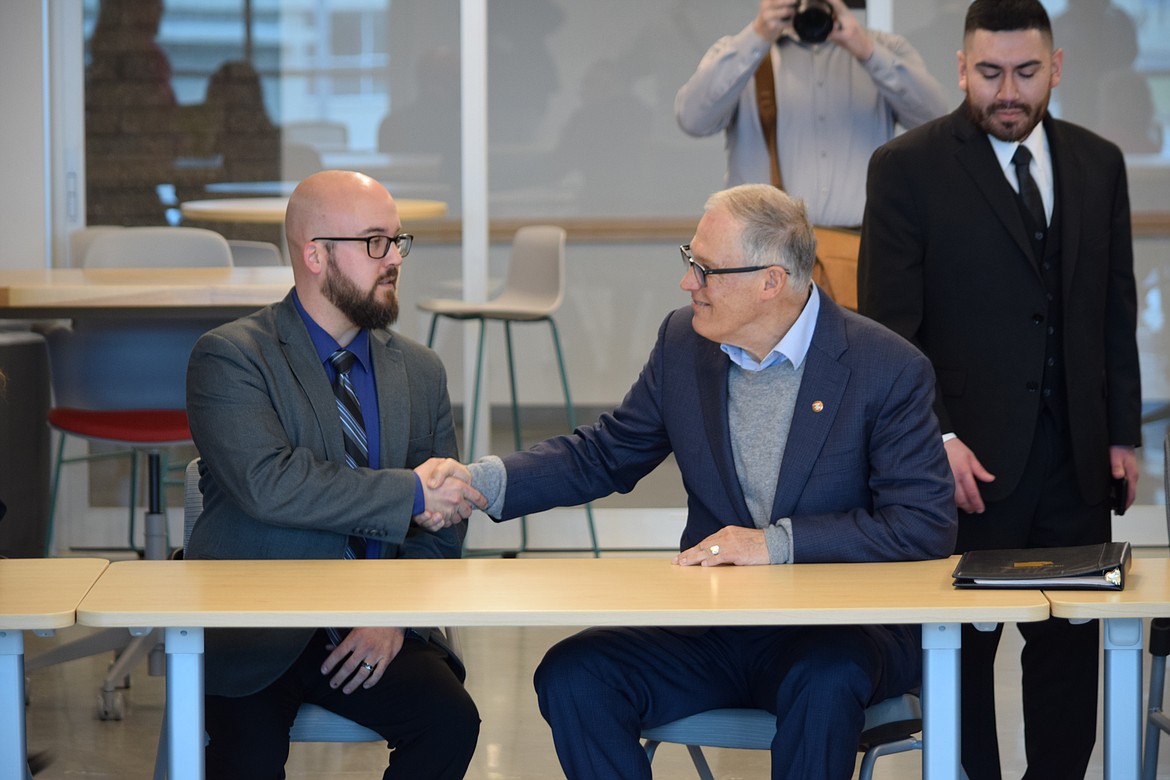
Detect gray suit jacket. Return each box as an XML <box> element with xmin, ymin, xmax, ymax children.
<box><xmin>186</xmin><ymin>292</ymin><xmax>464</xmax><ymax>696</ymax></box>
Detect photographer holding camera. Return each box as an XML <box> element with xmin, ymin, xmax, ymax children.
<box><xmin>676</xmin><ymin>0</ymin><xmax>946</xmax><ymax>228</ymax></box>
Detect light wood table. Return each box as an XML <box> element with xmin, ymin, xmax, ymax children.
<box><xmin>1044</xmin><ymin>556</ymin><xmax>1170</xmax><ymax>779</ymax></box>
<box><xmin>0</xmin><ymin>267</ymin><xmax>292</xmax><ymax>320</ymax></box>
<box><xmin>180</xmin><ymin>197</ymin><xmax>447</xmax><ymax>225</ymax></box>
<box><xmin>1</xmin><ymin>558</ymin><xmax>109</xmax><ymax>780</ymax></box>
<box><xmin>76</xmin><ymin>556</ymin><xmax>1049</xmax><ymax>780</ymax></box>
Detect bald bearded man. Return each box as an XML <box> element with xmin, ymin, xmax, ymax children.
<box><xmin>185</xmin><ymin>170</ymin><xmax>484</xmax><ymax>779</ymax></box>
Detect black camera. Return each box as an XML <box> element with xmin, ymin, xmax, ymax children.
<box><xmin>793</xmin><ymin>0</ymin><xmax>836</xmax><ymax>44</ymax></box>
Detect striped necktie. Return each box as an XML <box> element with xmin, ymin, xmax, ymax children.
<box><xmin>327</xmin><ymin>348</ymin><xmax>369</xmax><ymax>645</ymax></box>
<box><xmin>329</xmin><ymin>349</ymin><xmax>369</xmax><ymax>470</ymax></box>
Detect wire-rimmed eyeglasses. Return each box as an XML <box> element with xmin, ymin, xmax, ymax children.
<box><xmin>312</xmin><ymin>233</ymin><xmax>414</xmax><ymax>260</ymax></box>
<box><xmin>680</xmin><ymin>244</ymin><xmax>771</xmax><ymax>288</ymax></box>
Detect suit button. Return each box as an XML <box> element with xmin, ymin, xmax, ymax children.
<box><xmin>1032</xmin><ymin>313</ymin><xmax>1044</xmax><ymax>324</ymax></box>
<box><xmin>1026</xmin><ymin>382</ymin><xmax>1039</xmax><ymax>392</ymax></box>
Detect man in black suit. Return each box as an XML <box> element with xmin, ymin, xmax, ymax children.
<box><xmin>858</xmin><ymin>1</ymin><xmax>1141</xmax><ymax>777</ymax></box>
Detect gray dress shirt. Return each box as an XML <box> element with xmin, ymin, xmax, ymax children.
<box><xmin>676</xmin><ymin>23</ymin><xmax>947</xmax><ymax>226</ymax></box>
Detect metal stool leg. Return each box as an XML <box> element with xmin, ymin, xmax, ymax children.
<box><xmin>467</xmin><ymin>319</ymin><xmax>488</xmax><ymax>459</ymax></box>
<box><xmin>502</xmin><ymin>322</ymin><xmax>529</xmax><ymax>552</ymax></box>
<box><xmin>46</xmin><ymin>432</ymin><xmax>139</xmax><ymax>557</ymax></box>
<box><xmin>1144</xmin><ymin>618</ymin><xmax>1170</xmax><ymax>780</ymax></box>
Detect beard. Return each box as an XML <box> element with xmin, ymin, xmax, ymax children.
<box><xmin>322</xmin><ymin>250</ymin><xmax>399</xmax><ymax>330</ymax></box>
<box><xmin>963</xmin><ymin>94</ymin><xmax>1048</xmax><ymax>142</ymax></box>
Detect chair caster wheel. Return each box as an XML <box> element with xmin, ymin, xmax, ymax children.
<box><xmin>98</xmin><ymin>690</ymin><xmax>125</xmax><ymax>720</ymax></box>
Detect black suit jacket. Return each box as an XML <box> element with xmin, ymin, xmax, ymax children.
<box><xmin>858</xmin><ymin>106</ymin><xmax>1140</xmax><ymax>506</ymax></box>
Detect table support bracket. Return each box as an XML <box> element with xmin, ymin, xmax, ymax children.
<box><xmin>165</xmin><ymin>627</ymin><xmax>204</xmax><ymax>780</ymax></box>
<box><xmin>922</xmin><ymin>622</ymin><xmax>961</xmax><ymax>780</ymax></box>
<box><xmin>1103</xmin><ymin>617</ymin><xmax>1143</xmax><ymax>780</ymax></box>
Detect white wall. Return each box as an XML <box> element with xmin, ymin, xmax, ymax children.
<box><xmin>0</xmin><ymin>1</ymin><xmax>50</xmax><ymax>270</ymax></box>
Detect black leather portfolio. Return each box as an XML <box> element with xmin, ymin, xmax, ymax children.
<box><xmin>951</xmin><ymin>541</ymin><xmax>1132</xmax><ymax>590</ymax></box>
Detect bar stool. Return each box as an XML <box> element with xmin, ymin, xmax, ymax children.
<box><xmin>417</xmin><ymin>225</ymin><xmax>599</xmax><ymax>557</ymax></box>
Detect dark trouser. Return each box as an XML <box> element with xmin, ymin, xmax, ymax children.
<box><xmin>957</xmin><ymin>411</ymin><xmax>1111</xmax><ymax>780</ymax></box>
<box><xmin>533</xmin><ymin>623</ymin><xmax>920</xmax><ymax>780</ymax></box>
<box><xmin>205</xmin><ymin>629</ymin><xmax>479</xmax><ymax>780</ymax></box>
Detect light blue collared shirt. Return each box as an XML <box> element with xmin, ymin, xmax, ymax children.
<box><xmin>720</xmin><ymin>286</ymin><xmax>820</xmax><ymax>372</ymax></box>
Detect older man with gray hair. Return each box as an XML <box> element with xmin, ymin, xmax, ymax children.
<box><xmin>461</xmin><ymin>183</ymin><xmax>956</xmax><ymax>779</ymax></box>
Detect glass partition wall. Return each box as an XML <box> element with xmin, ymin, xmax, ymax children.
<box><xmin>66</xmin><ymin>0</ymin><xmax>1170</xmax><ymax>522</ymax></box>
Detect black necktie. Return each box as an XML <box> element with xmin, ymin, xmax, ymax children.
<box><xmin>1012</xmin><ymin>145</ymin><xmax>1046</xmax><ymax>229</ymax></box>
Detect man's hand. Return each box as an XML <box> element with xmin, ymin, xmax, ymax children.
<box><xmin>753</xmin><ymin>0</ymin><xmax>798</xmax><ymax>42</ymax></box>
<box><xmin>321</xmin><ymin>626</ymin><xmax>405</xmax><ymax>694</ymax></box>
<box><xmin>824</xmin><ymin>0</ymin><xmax>874</xmax><ymax>61</ymax></box>
<box><xmin>944</xmin><ymin>437</ymin><xmax>996</xmax><ymax>514</ymax></box>
<box><xmin>412</xmin><ymin>457</ymin><xmax>486</xmax><ymax>531</ymax></box>
<box><xmin>673</xmin><ymin>527</ymin><xmax>769</xmax><ymax>566</ymax></box>
<box><xmin>1110</xmin><ymin>445</ymin><xmax>1139</xmax><ymax>511</ymax></box>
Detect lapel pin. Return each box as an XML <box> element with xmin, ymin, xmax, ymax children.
<box><xmin>811</xmin><ymin>401</ymin><xmax>824</xmax><ymax>413</ymax></box>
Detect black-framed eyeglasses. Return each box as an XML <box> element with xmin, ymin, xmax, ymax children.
<box><xmin>312</xmin><ymin>233</ymin><xmax>413</xmax><ymax>260</ymax></box>
<box><xmin>680</xmin><ymin>244</ymin><xmax>770</xmax><ymax>288</ymax></box>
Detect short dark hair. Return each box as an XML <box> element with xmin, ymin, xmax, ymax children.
<box><xmin>964</xmin><ymin>0</ymin><xmax>1052</xmax><ymax>39</ymax></box>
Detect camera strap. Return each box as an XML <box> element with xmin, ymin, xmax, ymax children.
<box><xmin>754</xmin><ymin>46</ymin><xmax>860</xmax><ymax>311</ymax></box>
<box><xmin>754</xmin><ymin>49</ymin><xmax>785</xmax><ymax>191</ymax></box>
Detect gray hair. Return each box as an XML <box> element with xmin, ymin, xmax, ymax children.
<box><xmin>704</xmin><ymin>184</ymin><xmax>816</xmax><ymax>291</ymax></box>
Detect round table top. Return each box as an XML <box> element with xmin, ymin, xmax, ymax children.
<box><xmin>180</xmin><ymin>197</ymin><xmax>448</xmax><ymax>225</ymax></box>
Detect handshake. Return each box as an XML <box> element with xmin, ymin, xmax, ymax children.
<box><xmin>410</xmin><ymin>458</ymin><xmax>487</xmax><ymax>532</ymax></box>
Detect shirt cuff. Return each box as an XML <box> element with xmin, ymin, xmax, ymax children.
<box><xmin>941</xmin><ymin>432</ymin><xmax>958</xmax><ymax>443</ymax></box>
<box><xmin>412</xmin><ymin>475</ymin><xmax>425</xmax><ymax>516</ymax></box>
<box><xmin>468</xmin><ymin>455</ymin><xmax>507</xmax><ymax>518</ymax></box>
<box><xmin>764</xmin><ymin>518</ymin><xmax>794</xmax><ymax>564</ymax></box>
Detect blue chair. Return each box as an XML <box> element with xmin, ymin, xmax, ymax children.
<box><xmin>641</xmin><ymin>693</ymin><xmax>923</xmax><ymax>780</ymax></box>
<box><xmin>45</xmin><ymin>225</ymin><xmax>234</xmax><ymax>558</ymax></box>
<box><xmin>29</xmin><ymin>226</ymin><xmax>234</xmax><ymax>722</ymax></box>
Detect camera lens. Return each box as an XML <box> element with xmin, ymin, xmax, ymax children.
<box><xmin>793</xmin><ymin>0</ymin><xmax>835</xmax><ymax>44</ymax></box>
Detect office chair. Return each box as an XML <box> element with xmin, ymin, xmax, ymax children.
<box><xmin>79</xmin><ymin>226</ymin><xmax>233</xmax><ymax>268</ymax></box>
<box><xmin>641</xmin><ymin>692</ymin><xmax>923</xmax><ymax>780</ymax></box>
<box><xmin>227</xmin><ymin>239</ymin><xmax>284</xmax><ymax>266</ymax></box>
<box><xmin>30</xmin><ymin>314</ymin><xmax>206</xmax><ymax>719</ymax></box>
<box><xmin>150</xmin><ymin>459</ymin><xmax>464</xmax><ymax>778</ymax></box>
<box><xmin>30</xmin><ymin>226</ymin><xmax>232</xmax><ymax>720</ymax></box>
<box><xmin>45</xmin><ymin>225</ymin><xmax>233</xmax><ymax>558</ymax></box>
<box><xmin>68</xmin><ymin>225</ymin><xmax>124</xmax><ymax>267</ymax></box>
<box><xmin>1142</xmin><ymin>429</ymin><xmax>1170</xmax><ymax>780</ymax></box>
<box><xmin>417</xmin><ymin>226</ymin><xmax>599</xmax><ymax>557</ymax></box>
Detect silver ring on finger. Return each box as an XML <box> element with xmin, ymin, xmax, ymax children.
<box><xmin>709</xmin><ymin>544</ymin><xmax>720</xmax><ymax>556</ymax></box>
<box><xmin>360</xmin><ymin>661</ymin><xmax>376</xmax><ymax>672</ymax></box>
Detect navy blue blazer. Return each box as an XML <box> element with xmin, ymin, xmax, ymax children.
<box><xmin>498</xmin><ymin>293</ymin><xmax>956</xmax><ymax>562</ymax></box>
